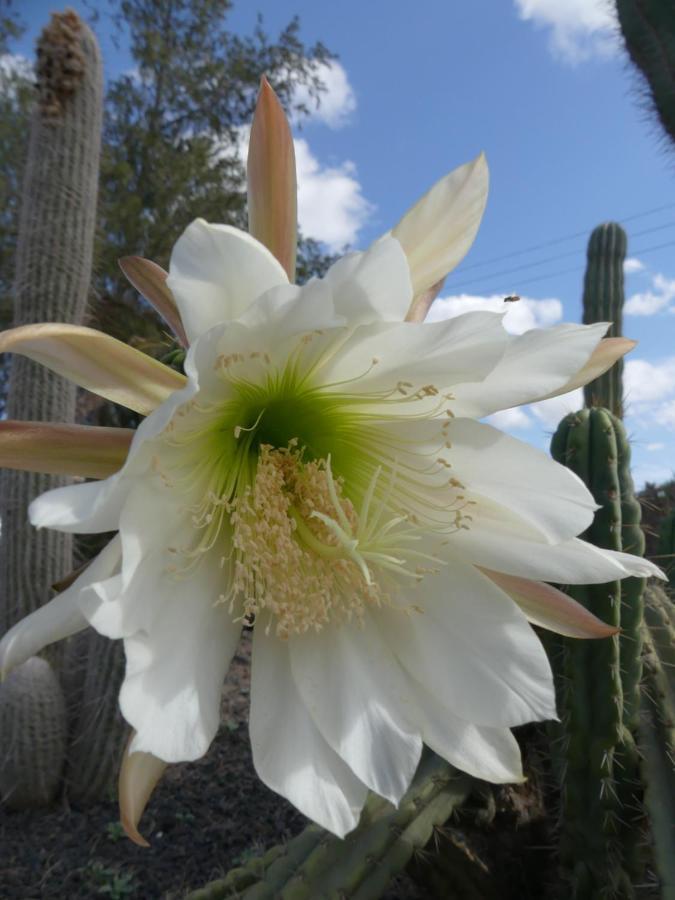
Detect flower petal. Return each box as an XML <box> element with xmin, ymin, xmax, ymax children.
<box><xmin>118</xmin><ymin>733</ymin><xmax>168</xmax><ymax>848</ymax></box>
<box><xmin>0</xmin><ymin>323</ymin><xmax>186</xmax><ymax>414</ymax></box>
<box><xmin>444</xmin><ymin>418</ymin><xmax>597</xmax><ymax>544</ymax></box>
<box><xmin>451</xmin><ymin>322</ymin><xmax>609</xmax><ymax>418</ymax></box>
<box><xmin>481</xmin><ymin>568</ymin><xmax>618</xmax><ymax>638</ymax></box>
<box><xmin>166</xmin><ymin>219</ymin><xmax>289</xmax><ymax>343</ymax></box>
<box><xmin>320</xmin><ymin>311</ymin><xmax>508</xmax><ymax>397</ymax></box>
<box><xmin>321</xmin><ymin>236</ymin><xmax>413</xmax><ymax>323</ymax></box>
<box><xmin>405</xmin><ymin>277</ymin><xmax>445</xmax><ymax>323</ymax></box>
<box><xmin>449</xmin><ymin>529</ymin><xmax>664</xmax><ymax>584</ymax></box>
<box><xmin>391</xmin><ymin>153</ymin><xmax>489</xmax><ymax>297</ymax></box>
<box><xmin>405</xmin><ymin>677</ymin><xmax>524</xmax><ymax>783</ymax></box>
<box><xmin>119</xmin><ymin>561</ymin><xmax>241</xmax><ymax>763</ymax></box>
<box><xmin>289</xmin><ymin>614</ymin><xmax>422</xmax><ymax>805</ymax></box>
<box><xmin>119</xmin><ymin>256</ymin><xmax>188</xmax><ymax>348</ymax></box>
<box><xmin>0</xmin><ymin>537</ymin><xmax>121</xmax><ymax>678</ymax></box>
<box><xmin>250</xmin><ymin>628</ymin><xmax>368</xmax><ymax>837</ymax></box>
<box><xmin>538</xmin><ymin>337</ymin><xmax>636</xmax><ymax>401</ymax></box>
<box><xmin>247</xmin><ymin>76</ymin><xmax>297</xmax><ymax>280</ymax></box>
<box><xmin>0</xmin><ymin>420</ymin><xmax>132</xmax><ymax>479</ymax></box>
<box><xmin>29</xmin><ymin>368</ymin><xmax>198</xmax><ymax>534</ymax></box>
<box><xmin>378</xmin><ymin>562</ymin><xmax>557</xmax><ymax>728</ymax></box>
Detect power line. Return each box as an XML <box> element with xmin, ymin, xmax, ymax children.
<box><xmin>447</xmin><ymin>221</ymin><xmax>675</xmax><ymax>292</ymax></box>
<box><xmin>455</xmin><ymin>202</ymin><xmax>675</xmax><ymax>274</ymax></box>
<box><xmin>447</xmin><ymin>240</ymin><xmax>675</xmax><ymax>297</ymax></box>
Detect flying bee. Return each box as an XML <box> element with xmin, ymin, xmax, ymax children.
<box><xmin>504</xmin><ymin>295</ymin><xmax>520</xmax><ymax>303</ymax></box>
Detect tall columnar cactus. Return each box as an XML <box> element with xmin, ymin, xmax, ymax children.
<box><xmin>185</xmin><ymin>754</ymin><xmax>473</xmax><ymax>900</ymax></box>
<box><xmin>0</xmin><ymin>10</ymin><xmax>103</xmax><ymax>808</ymax></box>
<box><xmin>550</xmin><ymin>407</ymin><xmax>647</xmax><ymax>898</ymax></box>
<box><xmin>656</xmin><ymin>509</ymin><xmax>675</xmax><ymax>590</ymax></box>
<box><xmin>639</xmin><ymin>584</ymin><xmax>675</xmax><ymax>896</ymax></box>
<box><xmin>616</xmin><ymin>0</ymin><xmax>675</xmax><ymax>148</ymax></box>
<box><xmin>582</xmin><ymin>223</ymin><xmax>628</xmax><ymax>418</ymax></box>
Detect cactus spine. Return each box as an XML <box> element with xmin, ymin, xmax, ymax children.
<box><xmin>0</xmin><ymin>11</ymin><xmax>104</xmax><ymax>808</ymax></box>
<box><xmin>582</xmin><ymin>223</ymin><xmax>628</xmax><ymax>417</ymax></box>
<box><xmin>616</xmin><ymin>0</ymin><xmax>675</xmax><ymax>147</ymax></box>
<box><xmin>185</xmin><ymin>754</ymin><xmax>472</xmax><ymax>900</ymax></box>
<box><xmin>550</xmin><ymin>407</ymin><xmax>647</xmax><ymax>897</ymax></box>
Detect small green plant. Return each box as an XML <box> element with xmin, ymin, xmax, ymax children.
<box><xmin>86</xmin><ymin>862</ymin><xmax>136</xmax><ymax>900</ymax></box>
<box><xmin>105</xmin><ymin>821</ymin><xmax>126</xmax><ymax>842</ymax></box>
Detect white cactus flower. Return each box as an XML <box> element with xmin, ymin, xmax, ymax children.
<box><xmin>0</xmin><ymin>80</ymin><xmax>657</xmax><ymax>846</ymax></box>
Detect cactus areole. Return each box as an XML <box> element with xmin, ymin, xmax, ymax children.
<box><xmin>0</xmin><ymin>82</ymin><xmax>661</xmax><ymax>846</ymax></box>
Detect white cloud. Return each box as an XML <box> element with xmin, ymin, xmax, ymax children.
<box><xmin>625</xmin><ymin>274</ymin><xmax>675</xmax><ymax>316</ymax></box>
<box><xmin>293</xmin><ymin>61</ymin><xmax>356</xmax><ymax>129</ymax></box>
<box><xmin>426</xmin><ymin>293</ymin><xmax>563</xmax><ymax>334</ymax></box>
<box><xmin>624</xmin><ymin>257</ymin><xmax>645</xmax><ymax>274</ymax></box>
<box><xmin>0</xmin><ymin>53</ymin><xmax>32</xmax><ymax>80</ymax></box>
<box><xmin>625</xmin><ymin>357</ymin><xmax>675</xmax><ymax>406</ymax></box>
<box><xmin>647</xmin><ymin>442</ymin><xmax>665</xmax><ymax>452</ymax></box>
<box><xmin>486</xmin><ymin>407</ymin><xmax>533</xmax><ymax>430</ymax></box>
<box><xmin>294</xmin><ymin>138</ymin><xmax>371</xmax><ymax>250</ymax></box>
<box><xmin>513</xmin><ymin>0</ymin><xmax>618</xmax><ymax>64</ymax></box>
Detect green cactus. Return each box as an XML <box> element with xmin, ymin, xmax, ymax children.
<box><xmin>0</xmin><ymin>657</ymin><xmax>67</xmax><ymax>808</ymax></box>
<box><xmin>0</xmin><ymin>10</ymin><xmax>104</xmax><ymax>809</ymax></box>
<box><xmin>185</xmin><ymin>753</ymin><xmax>472</xmax><ymax>900</ymax></box>
<box><xmin>550</xmin><ymin>407</ymin><xmax>647</xmax><ymax>897</ymax></box>
<box><xmin>656</xmin><ymin>509</ymin><xmax>675</xmax><ymax>590</ymax></box>
<box><xmin>581</xmin><ymin>223</ymin><xmax>628</xmax><ymax>418</ymax></box>
<box><xmin>640</xmin><ymin>583</ymin><xmax>675</xmax><ymax>897</ymax></box>
<box><xmin>616</xmin><ymin>0</ymin><xmax>675</xmax><ymax>148</ymax></box>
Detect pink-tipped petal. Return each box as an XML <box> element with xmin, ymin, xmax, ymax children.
<box><xmin>118</xmin><ymin>734</ymin><xmax>168</xmax><ymax>848</ymax></box>
<box><xmin>0</xmin><ymin>420</ymin><xmax>132</xmax><ymax>479</ymax></box>
<box><xmin>539</xmin><ymin>338</ymin><xmax>637</xmax><ymax>401</ymax></box>
<box><xmin>405</xmin><ymin>277</ymin><xmax>446</xmax><ymax>323</ymax></box>
<box><xmin>481</xmin><ymin>568</ymin><xmax>619</xmax><ymax>639</ymax></box>
<box><xmin>119</xmin><ymin>256</ymin><xmax>189</xmax><ymax>348</ymax></box>
<box><xmin>0</xmin><ymin>323</ymin><xmax>186</xmax><ymax>414</ymax></box>
<box><xmin>247</xmin><ymin>76</ymin><xmax>297</xmax><ymax>281</ymax></box>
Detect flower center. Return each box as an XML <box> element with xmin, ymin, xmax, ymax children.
<box><xmin>160</xmin><ymin>345</ymin><xmax>472</xmax><ymax>636</ymax></box>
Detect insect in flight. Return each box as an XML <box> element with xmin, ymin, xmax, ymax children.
<box><xmin>503</xmin><ymin>295</ymin><xmax>520</xmax><ymax>303</ymax></box>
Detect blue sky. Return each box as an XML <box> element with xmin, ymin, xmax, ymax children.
<box><xmin>12</xmin><ymin>0</ymin><xmax>675</xmax><ymax>487</ymax></box>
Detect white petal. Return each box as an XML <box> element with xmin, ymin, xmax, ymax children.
<box><xmin>405</xmin><ymin>678</ymin><xmax>524</xmax><ymax>783</ymax></box>
<box><xmin>0</xmin><ymin>537</ymin><xmax>121</xmax><ymax>676</ymax></box>
<box><xmin>289</xmin><ymin>615</ymin><xmax>422</xmax><ymax>805</ymax></box>
<box><xmin>250</xmin><ymin>628</ymin><xmax>368</xmax><ymax>837</ymax></box>
<box><xmin>29</xmin><ymin>373</ymin><xmax>197</xmax><ymax>534</ymax></box>
<box><xmin>319</xmin><ymin>311</ymin><xmax>508</xmax><ymax>397</ymax></box>
<box><xmin>378</xmin><ymin>562</ymin><xmax>557</xmax><ymax>728</ymax></box>
<box><xmin>445</xmin><ymin>418</ymin><xmax>597</xmax><ymax>543</ymax></box>
<box><xmin>167</xmin><ymin>219</ymin><xmax>289</xmax><ymax>343</ymax></box>
<box><xmin>120</xmin><ymin>564</ymin><xmax>241</xmax><ymax>763</ymax></box>
<box><xmin>321</xmin><ymin>236</ymin><xmax>413</xmax><ymax>323</ymax></box>
<box><xmin>451</xmin><ymin>322</ymin><xmax>609</xmax><ymax>418</ymax></box>
<box><xmin>391</xmin><ymin>153</ymin><xmax>489</xmax><ymax>296</ymax></box>
<box><xmin>448</xmin><ymin>529</ymin><xmax>663</xmax><ymax>583</ymax></box>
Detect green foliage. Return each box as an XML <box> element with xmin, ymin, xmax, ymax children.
<box><xmin>85</xmin><ymin>861</ymin><xmax>136</xmax><ymax>899</ymax></box>
<box><xmin>185</xmin><ymin>753</ymin><xmax>471</xmax><ymax>900</ymax></box>
<box><xmin>581</xmin><ymin>223</ymin><xmax>628</xmax><ymax>418</ymax></box>
<box><xmin>616</xmin><ymin>0</ymin><xmax>675</xmax><ymax>148</ymax></box>
<box><xmin>550</xmin><ymin>407</ymin><xmax>646</xmax><ymax>898</ymax></box>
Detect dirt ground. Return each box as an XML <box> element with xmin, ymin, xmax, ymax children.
<box><xmin>0</xmin><ymin>632</ymin><xmax>427</xmax><ymax>899</ymax></box>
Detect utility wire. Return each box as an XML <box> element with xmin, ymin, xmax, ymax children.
<box><xmin>455</xmin><ymin>201</ymin><xmax>675</xmax><ymax>274</ymax></box>
<box><xmin>447</xmin><ymin>240</ymin><xmax>675</xmax><ymax>296</ymax></box>
<box><xmin>447</xmin><ymin>220</ymin><xmax>675</xmax><ymax>292</ymax></box>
